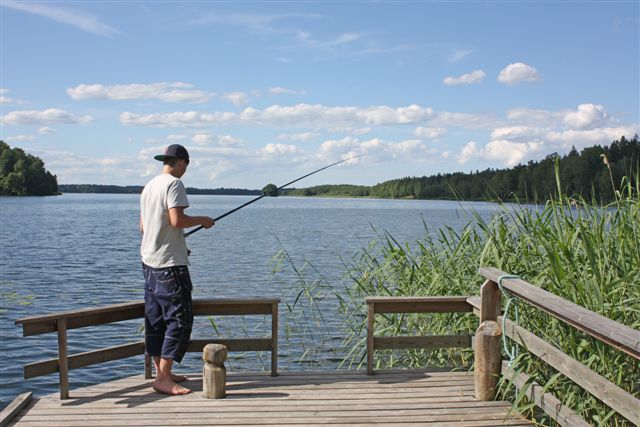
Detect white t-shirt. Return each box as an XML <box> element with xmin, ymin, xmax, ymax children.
<box><xmin>140</xmin><ymin>174</ymin><xmax>190</xmax><ymax>268</ymax></box>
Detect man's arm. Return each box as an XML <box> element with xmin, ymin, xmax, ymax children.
<box><xmin>168</xmin><ymin>207</ymin><xmax>215</xmax><ymax>229</ymax></box>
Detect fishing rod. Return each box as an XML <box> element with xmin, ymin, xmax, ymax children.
<box><xmin>184</xmin><ymin>154</ymin><xmax>363</xmax><ymax>237</ymax></box>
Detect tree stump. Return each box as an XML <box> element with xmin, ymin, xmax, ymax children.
<box><xmin>202</xmin><ymin>344</ymin><xmax>228</xmax><ymax>399</ymax></box>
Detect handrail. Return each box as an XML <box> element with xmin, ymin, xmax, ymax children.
<box><xmin>365</xmin><ymin>296</ymin><xmax>474</xmax><ymax>375</ymax></box>
<box><xmin>15</xmin><ymin>298</ymin><xmax>280</xmax><ymax>400</ymax></box>
<box><xmin>476</xmin><ymin>267</ymin><xmax>640</xmax><ymax>426</ymax></box>
<box><xmin>479</xmin><ymin>267</ymin><xmax>640</xmax><ymax>360</ymax></box>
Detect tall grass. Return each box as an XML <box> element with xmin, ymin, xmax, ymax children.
<box><xmin>333</xmin><ymin>170</ymin><xmax>639</xmax><ymax>425</ymax></box>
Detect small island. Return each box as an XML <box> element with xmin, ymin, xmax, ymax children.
<box><xmin>0</xmin><ymin>141</ymin><xmax>58</xmax><ymax>196</ymax></box>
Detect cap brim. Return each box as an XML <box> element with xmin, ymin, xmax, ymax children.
<box><xmin>154</xmin><ymin>155</ymin><xmax>166</xmax><ymax>161</ymax></box>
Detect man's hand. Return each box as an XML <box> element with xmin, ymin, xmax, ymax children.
<box><xmin>201</xmin><ymin>217</ymin><xmax>215</xmax><ymax>229</ymax></box>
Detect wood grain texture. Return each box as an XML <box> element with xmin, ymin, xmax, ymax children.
<box><xmin>7</xmin><ymin>370</ymin><xmax>533</xmax><ymax>426</ymax></box>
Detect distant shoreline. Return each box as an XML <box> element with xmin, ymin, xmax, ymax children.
<box><xmin>58</xmin><ymin>184</ymin><xmax>262</xmax><ymax>196</ymax></box>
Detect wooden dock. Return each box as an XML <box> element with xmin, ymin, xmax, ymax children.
<box><xmin>6</xmin><ymin>267</ymin><xmax>638</xmax><ymax>426</ymax></box>
<box><xmin>6</xmin><ymin>370</ymin><xmax>533</xmax><ymax>426</ymax></box>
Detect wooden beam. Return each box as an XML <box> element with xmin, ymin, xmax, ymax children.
<box><xmin>193</xmin><ymin>299</ymin><xmax>280</xmax><ymax>316</ymax></box>
<box><xmin>365</xmin><ymin>296</ymin><xmax>473</xmax><ymax>314</ymax></box>
<box><xmin>373</xmin><ymin>335</ymin><xmax>472</xmax><ymax>350</ymax></box>
<box><xmin>502</xmin><ymin>317</ymin><xmax>640</xmax><ymax>425</ymax></box>
<box><xmin>479</xmin><ymin>279</ymin><xmax>500</xmax><ymax>323</ymax></box>
<box><xmin>502</xmin><ymin>362</ymin><xmax>590</xmax><ymax>427</ymax></box>
<box><xmin>271</xmin><ymin>302</ymin><xmax>278</xmax><ymax>377</ymax></box>
<box><xmin>187</xmin><ymin>338</ymin><xmax>272</xmax><ymax>353</ymax></box>
<box><xmin>474</xmin><ymin>321</ymin><xmax>502</xmax><ymax>400</ymax></box>
<box><xmin>16</xmin><ymin>299</ymin><xmax>281</xmax><ymax>336</ymax></box>
<box><xmin>16</xmin><ymin>302</ymin><xmax>145</xmax><ymax>336</ymax></box>
<box><xmin>25</xmin><ymin>341</ymin><xmax>145</xmax><ymax>379</ymax></box>
<box><xmin>0</xmin><ymin>392</ymin><xmax>32</xmax><ymax>427</ymax></box>
<box><xmin>367</xmin><ymin>302</ymin><xmax>375</xmax><ymax>375</ymax></box>
<box><xmin>479</xmin><ymin>267</ymin><xmax>640</xmax><ymax>360</ymax></box>
<box><xmin>57</xmin><ymin>318</ymin><xmax>69</xmax><ymax>400</ymax></box>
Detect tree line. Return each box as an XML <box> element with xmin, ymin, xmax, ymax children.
<box><xmin>0</xmin><ymin>141</ymin><xmax>58</xmax><ymax>196</ymax></box>
<box><xmin>284</xmin><ymin>135</ymin><xmax>639</xmax><ymax>203</ymax></box>
<box><xmin>58</xmin><ymin>184</ymin><xmax>262</xmax><ymax>196</ymax></box>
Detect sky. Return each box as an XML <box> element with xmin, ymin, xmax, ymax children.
<box><xmin>1</xmin><ymin>1</ymin><xmax>639</xmax><ymax>189</ymax></box>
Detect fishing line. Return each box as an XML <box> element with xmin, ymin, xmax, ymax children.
<box><xmin>184</xmin><ymin>154</ymin><xmax>363</xmax><ymax>238</ymax></box>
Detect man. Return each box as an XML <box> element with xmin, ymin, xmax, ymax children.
<box><xmin>140</xmin><ymin>144</ymin><xmax>215</xmax><ymax>395</ymax></box>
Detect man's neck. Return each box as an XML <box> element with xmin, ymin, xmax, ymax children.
<box><xmin>162</xmin><ymin>166</ymin><xmax>180</xmax><ymax>178</ymax></box>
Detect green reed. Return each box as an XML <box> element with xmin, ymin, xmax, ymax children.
<box><xmin>334</xmin><ymin>167</ymin><xmax>639</xmax><ymax>426</ymax></box>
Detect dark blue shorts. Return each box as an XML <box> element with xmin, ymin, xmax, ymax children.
<box><xmin>143</xmin><ymin>264</ymin><xmax>193</xmax><ymax>363</ymax></box>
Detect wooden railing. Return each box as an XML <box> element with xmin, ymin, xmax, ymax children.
<box><xmin>365</xmin><ymin>296</ymin><xmax>474</xmax><ymax>375</ymax></box>
<box><xmin>470</xmin><ymin>267</ymin><xmax>640</xmax><ymax>426</ymax></box>
<box><xmin>365</xmin><ymin>270</ymin><xmax>640</xmax><ymax>425</ymax></box>
<box><xmin>15</xmin><ymin>298</ymin><xmax>279</xmax><ymax>399</ymax></box>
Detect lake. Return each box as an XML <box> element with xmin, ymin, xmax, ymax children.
<box><xmin>0</xmin><ymin>194</ymin><xmax>507</xmax><ymax>408</ymax></box>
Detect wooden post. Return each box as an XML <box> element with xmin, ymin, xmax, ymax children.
<box><xmin>474</xmin><ymin>320</ymin><xmax>502</xmax><ymax>400</ymax></box>
<box><xmin>203</xmin><ymin>344</ymin><xmax>228</xmax><ymax>399</ymax></box>
<box><xmin>474</xmin><ymin>279</ymin><xmax>502</xmax><ymax>400</ymax></box>
<box><xmin>144</xmin><ymin>354</ymin><xmax>152</xmax><ymax>379</ymax></box>
<box><xmin>479</xmin><ymin>279</ymin><xmax>501</xmax><ymax>323</ymax></box>
<box><xmin>271</xmin><ymin>302</ymin><xmax>278</xmax><ymax>377</ymax></box>
<box><xmin>366</xmin><ymin>302</ymin><xmax>375</xmax><ymax>375</ymax></box>
<box><xmin>56</xmin><ymin>318</ymin><xmax>69</xmax><ymax>400</ymax></box>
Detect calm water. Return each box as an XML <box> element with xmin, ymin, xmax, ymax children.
<box><xmin>0</xmin><ymin>194</ymin><xmax>507</xmax><ymax>407</ymax></box>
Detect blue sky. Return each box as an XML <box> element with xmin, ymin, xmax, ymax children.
<box><xmin>1</xmin><ymin>1</ymin><xmax>638</xmax><ymax>188</ymax></box>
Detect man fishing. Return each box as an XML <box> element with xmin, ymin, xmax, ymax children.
<box><xmin>139</xmin><ymin>144</ymin><xmax>215</xmax><ymax>395</ymax></box>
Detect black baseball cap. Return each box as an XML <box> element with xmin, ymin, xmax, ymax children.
<box><xmin>154</xmin><ymin>144</ymin><xmax>190</xmax><ymax>164</ymax></box>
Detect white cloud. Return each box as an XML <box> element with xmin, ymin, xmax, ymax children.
<box><xmin>191</xmin><ymin>133</ymin><xmax>244</xmax><ymax>147</ymax></box>
<box><xmin>332</xmin><ymin>32</ymin><xmax>364</xmax><ymax>46</ymax></box>
<box><xmin>120</xmin><ymin>104</ymin><xmax>435</xmax><ymax>128</ymax></box>
<box><xmin>5</xmin><ymin>135</ymin><xmax>35</xmax><ymax>142</ymax></box>
<box><xmin>497</xmin><ymin>62</ymin><xmax>540</xmax><ymax>85</ymax></box>
<box><xmin>192</xmin><ymin>133</ymin><xmax>216</xmax><ymax>145</ymax></box>
<box><xmin>166</xmin><ymin>134</ymin><xmax>187</xmax><ymax>142</ymax></box>
<box><xmin>262</xmin><ymin>143</ymin><xmax>303</xmax><ymax>156</ymax></box>
<box><xmin>490</xmin><ymin>126</ymin><xmax>548</xmax><ymax>140</ymax></box>
<box><xmin>443</xmin><ymin>70</ymin><xmax>485</xmax><ymax>86</ymax></box>
<box><xmin>318</xmin><ymin>136</ymin><xmax>437</xmax><ymax>163</ymax></box>
<box><xmin>328</xmin><ymin>127</ymin><xmax>372</xmax><ymax>136</ymax></box>
<box><xmin>1</xmin><ymin>109</ymin><xmax>93</xmax><ymax>125</ymax></box>
<box><xmin>1</xmin><ymin>1</ymin><xmax>118</xmax><ymax>36</ymax></box>
<box><xmin>222</xmin><ymin>91</ymin><xmax>250</xmax><ymax>106</ymax></box>
<box><xmin>414</xmin><ymin>127</ymin><xmax>447</xmax><ymax>139</ymax></box>
<box><xmin>506</xmin><ymin>108</ymin><xmax>564</xmax><ymax>127</ymax></box>
<box><xmin>448</xmin><ymin>49</ymin><xmax>475</xmax><ymax>62</ymax></box>
<box><xmin>67</xmin><ymin>82</ymin><xmax>213</xmax><ymax>103</ymax></box>
<box><xmin>277</xmin><ymin>132</ymin><xmax>318</xmax><ymax>142</ymax></box>
<box><xmin>457</xmin><ymin>139</ymin><xmax>544</xmax><ymax>166</ymax></box>
<box><xmin>458</xmin><ymin>141</ymin><xmax>480</xmax><ymax>164</ymax></box>
<box><xmin>217</xmin><ymin>135</ymin><xmax>244</xmax><ymax>146</ymax></box>
<box><xmin>546</xmin><ymin>126</ymin><xmax>638</xmax><ymax>148</ymax></box>
<box><xmin>429</xmin><ymin>111</ymin><xmax>497</xmax><ymax>130</ymax></box>
<box><xmin>38</xmin><ymin>126</ymin><xmax>56</xmax><ymax>134</ymax></box>
<box><xmin>563</xmin><ymin>103</ymin><xmax>610</xmax><ymax>130</ymax></box>
<box><xmin>0</xmin><ymin>88</ymin><xmax>27</xmax><ymax>104</ymax></box>
<box><xmin>483</xmin><ymin>139</ymin><xmax>544</xmax><ymax>166</ymax></box>
<box><xmin>269</xmin><ymin>86</ymin><xmax>306</xmax><ymax>95</ymax></box>
<box><xmin>507</xmin><ymin>104</ymin><xmax>615</xmax><ymax>131</ymax></box>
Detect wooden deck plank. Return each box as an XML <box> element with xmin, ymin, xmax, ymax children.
<box><xmin>9</xmin><ymin>370</ymin><xmax>533</xmax><ymax>426</ymax></box>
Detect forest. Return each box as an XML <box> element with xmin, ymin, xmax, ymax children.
<box><xmin>284</xmin><ymin>136</ymin><xmax>640</xmax><ymax>203</ymax></box>
<box><xmin>0</xmin><ymin>141</ymin><xmax>58</xmax><ymax>196</ymax></box>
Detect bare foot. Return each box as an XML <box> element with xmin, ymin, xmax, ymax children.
<box><xmin>171</xmin><ymin>374</ymin><xmax>187</xmax><ymax>383</ymax></box>
<box><xmin>152</xmin><ymin>378</ymin><xmax>191</xmax><ymax>395</ymax></box>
